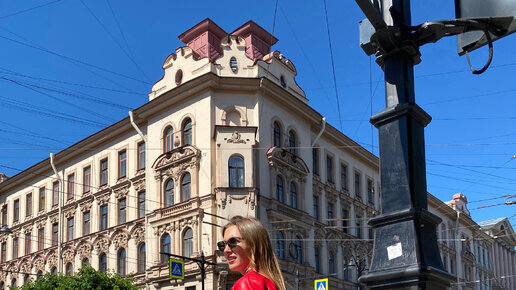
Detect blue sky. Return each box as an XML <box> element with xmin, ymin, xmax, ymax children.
<box><xmin>0</xmin><ymin>0</ymin><xmax>514</xmax><ymax>227</ymax></box>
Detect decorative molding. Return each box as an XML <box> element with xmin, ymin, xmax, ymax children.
<box><xmin>152</xmin><ymin>145</ymin><xmax>201</xmax><ymax>174</ymax></box>
<box><xmin>97</xmin><ymin>194</ymin><xmax>110</xmax><ymax>206</ymax></box>
<box><xmin>132</xmin><ymin>226</ymin><xmax>145</xmax><ymax>245</ymax></box>
<box><xmin>63</xmin><ymin>205</ymin><xmax>77</xmax><ymax>219</ymax></box>
<box><xmin>112</xmin><ymin>231</ymin><xmax>129</xmax><ymax>250</ymax></box>
<box><xmin>49</xmin><ymin>214</ymin><xmax>59</xmax><ymax>224</ymax></box>
<box><xmin>226</xmin><ymin>131</ymin><xmax>246</xmax><ymax>144</ymax></box>
<box><xmin>113</xmin><ymin>183</ymin><xmax>131</xmax><ymax>200</ymax></box>
<box><xmin>33</xmin><ymin>257</ymin><xmax>45</xmax><ymax>272</ymax></box>
<box><xmin>62</xmin><ymin>248</ymin><xmax>76</xmax><ymax>263</ymax></box>
<box><xmin>47</xmin><ymin>253</ymin><xmax>57</xmax><ymax>267</ymax></box>
<box><xmin>80</xmin><ymin>200</ymin><xmax>93</xmax><ymax>212</ymax></box>
<box><xmin>267</xmin><ymin>147</ymin><xmax>309</xmax><ymax>181</ymax></box>
<box><xmin>94</xmin><ymin>237</ymin><xmax>110</xmax><ymax>254</ymax></box>
<box><xmin>77</xmin><ymin>242</ymin><xmax>92</xmax><ymax>259</ymax></box>
<box><xmin>133</xmin><ymin>178</ymin><xmax>146</xmax><ymax>192</ymax></box>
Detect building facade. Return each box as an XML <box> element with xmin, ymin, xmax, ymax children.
<box><xmin>0</xmin><ymin>19</ymin><xmax>380</xmax><ymax>289</ymax></box>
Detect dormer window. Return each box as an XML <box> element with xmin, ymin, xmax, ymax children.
<box><xmin>230</xmin><ymin>57</ymin><xmax>238</xmax><ymax>72</ymax></box>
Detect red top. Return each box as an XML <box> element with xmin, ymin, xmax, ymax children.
<box><xmin>231</xmin><ymin>269</ymin><xmax>277</xmax><ymax>290</ymax></box>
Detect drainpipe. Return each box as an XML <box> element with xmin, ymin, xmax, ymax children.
<box><xmin>129</xmin><ymin>111</ymin><xmax>149</xmax><ymax>289</ymax></box>
<box><xmin>311</xmin><ymin>117</ymin><xmax>326</xmax><ymax>147</ymax></box>
<box><xmin>455</xmin><ymin>211</ymin><xmax>461</xmax><ymax>289</ymax></box>
<box><xmin>50</xmin><ymin>153</ymin><xmax>63</xmax><ymax>273</ymax></box>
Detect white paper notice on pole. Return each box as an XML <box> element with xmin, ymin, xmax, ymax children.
<box><xmin>387</xmin><ymin>242</ymin><xmax>402</xmax><ymax>260</ymax></box>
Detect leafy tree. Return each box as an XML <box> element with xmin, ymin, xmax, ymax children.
<box><xmin>15</xmin><ymin>266</ymin><xmax>140</xmax><ymax>290</ymax></box>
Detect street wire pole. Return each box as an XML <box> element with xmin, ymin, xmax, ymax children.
<box><xmin>356</xmin><ymin>0</ymin><xmax>454</xmax><ymax>288</ymax></box>
<box><xmin>160</xmin><ymin>251</ymin><xmax>218</xmax><ymax>290</ymax></box>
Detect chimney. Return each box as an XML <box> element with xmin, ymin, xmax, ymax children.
<box><xmin>231</xmin><ymin>20</ymin><xmax>278</xmax><ymax>62</ymax></box>
<box><xmin>178</xmin><ymin>18</ymin><xmax>228</xmax><ymax>62</ymax></box>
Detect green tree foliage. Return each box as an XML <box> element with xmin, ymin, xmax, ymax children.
<box><xmin>15</xmin><ymin>266</ymin><xmax>140</xmax><ymax>290</ymax></box>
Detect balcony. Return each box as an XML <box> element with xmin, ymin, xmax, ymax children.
<box><xmin>156</xmin><ymin>197</ymin><xmax>201</xmax><ymax>218</ymax></box>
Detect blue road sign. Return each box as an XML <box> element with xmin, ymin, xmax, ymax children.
<box><xmin>169</xmin><ymin>258</ymin><xmax>184</xmax><ymax>279</ymax></box>
<box><xmin>314</xmin><ymin>278</ymin><xmax>328</xmax><ymax>290</ymax></box>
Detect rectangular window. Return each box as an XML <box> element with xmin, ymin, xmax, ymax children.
<box><xmin>368</xmin><ymin>227</ymin><xmax>373</xmax><ymax>241</ymax></box>
<box><xmin>356</xmin><ymin>217</ymin><xmax>362</xmax><ymax>239</ymax></box>
<box><xmin>118</xmin><ymin>198</ymin><xmax>126</xmax><ymax>224</ymax></box>
<box><xmin>354</xmin><ymin>172</ymin><xmax>361</xmax><ymax>198</ymax></box>
<box><xmin>25</xmin><ymin>233</ymin><xmax>31</xmax><ymax>255</ymax></box>
<box><xmin>83</xmin><ymin>166</ymin><xmax>91</xmax><ymax>193</ymax></box>
<box><xmin>67</xmin><ymin>217</ymin><xmax>74</xmax><ymax>241</ymax></box>
<box><xmin>341</xmin><ymin>164</ymin><xmax>348</xmax><ymax>191</ymax></box>
<box><xmin>327</xmin><ymin>203</ymin><xmax>334</xmax><ymax>226</ymax></box>
<box><xmin>118</xmin><ymin>150</ymin><xmax>127</xmax><ymax>178</ymax></box>
<box><xmin>52</xmin><ymin>181</ymin><xmax>59</xmax><ymax>206</ymax></box>
<box><xmin>326</xmin><ymin>155</ymin><xmax>333</xmax><ymax>183</ymax></box>
<box><xmin>100</xmin><ymin>205</ymin><xmax>108</xmax><ymax>230</ymax></box>
<box><xmin>26</xmin><ymin>193</ymin><xmax>32</xmax><ymax>217</ymax></box>
<box><xmin>39</xmin><ymin>187</ymin><xmax>45</xmax><ymax>212</ymax></box>
<box><xmin>1</xmin><ymin>205</ymin><xmax>7</xmax><ymax>226</ymax></box>
<box><xmin>67</xmin><ymin>174</ymin><xmax>75</xmax><ymax>200</ymax></box>
<box><xmin>138</xmin><ymin>191</ymin><xmax>145</xmax><ymax>219</ymax></box>
<box><xmin>13</xmin><ymin>237</ymin><xmax>18</xmax><ymax>259</ymax></box>
<box><xmin>13</xmin><ymin>199</ymin><xmax>19</xmax><ymax>222</ymax></box>
<box><xmin>137</xmin><ymin>142</ymin><xmax>146</xmax><ymax>170</ymax></box>
<box><xmin>52</xmin><ymin>223</ymin><xmax>58</xmax><ymax>246</ymax></box>
<box><xmin>312</xmin><ymin>148</ymin><xmax>319</xmax><ymax>175</ymax></box>
<box><xmin>313</xmin><ymin>196</ymin><xmax>319</xmax><ymax>221</ymax></box>
<box><xmin>100</xmin><ymin>159</ymin><xmax>108</xmax><ymax>186</ymax></box>
<box><xmin>367</xmin><ymin>179</ymin><xmax>374</xmax><ymax>204</ymax></box>
<box><xmin>38</xmin><ymin>227</ymin><xmax>45</xmax><ymax>251</ymax></box>
<box><xmin>83</xmin><ymin>211</ymin><xmax>90</xmax><ymax>236</ymax></box>
<box><xmin>342</xmin><ymin>209</ymin><xmax>348</xmax><ymax>233</ymax></box>
<box><xmin>1</xmin><ymin>242</ymin><xmax>5</xmax><ymax>262</ymax></box>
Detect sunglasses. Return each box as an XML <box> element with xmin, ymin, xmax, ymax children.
<box><xmin>217</xmin><ymin>237</ymin><xmax>243</xmax><ymax>251</ymax></box>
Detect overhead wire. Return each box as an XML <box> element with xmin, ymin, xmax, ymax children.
<box><xmin>323</xmin><ymin>0</ymin><xmax>343</xmax><ymax>131</ymax></box>
<box><xmin>79</xmin><ymin>0</ymin><xmax>151</xmax><ymax>83</ymax></box>
<box><xmin>0</xmin><ymin>0</ymin><xmax>61</xmax><ymax>20</ymax></box>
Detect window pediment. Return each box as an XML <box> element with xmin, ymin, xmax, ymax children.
<box><xmin>152</xmin><ymin>145</ymin><xmax>201</xmax><ymax>172</ymax></box>
<box><xmin>267</xmin><ymin>147</ymin><xmax>309</xmax><ymax>176</ymax></box>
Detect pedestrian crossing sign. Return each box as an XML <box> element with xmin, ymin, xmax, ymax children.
<box><xmin>314</xmin><ymin>278</ymin><xmax>328</xmax><ymax>290</ymax></box>
<box><xmin>169</xmin><ymin>258</ymin><xmax>184</xmax><ymax>279</ymax></box>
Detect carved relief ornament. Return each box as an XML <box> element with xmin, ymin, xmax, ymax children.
<box><xmin>112</xmin><ymin>232</ymin><xmax>129</xmax><ymax>250</ymax></box>
<box><xmin>114</xmin><ymin>185</ymin><xmax>130</xmax><ymax>199</ymax></box>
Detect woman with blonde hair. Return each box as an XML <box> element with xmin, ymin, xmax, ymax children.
<box><xmin>218</xmin><ymin>216</ymin><xmax>286</xmax><ymax>290</ymax></box>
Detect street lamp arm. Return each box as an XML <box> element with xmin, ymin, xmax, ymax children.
<box><xmin>159</xmin><ymin>252</ymin><xmax>219</xmax><ymax>267</ymax></box>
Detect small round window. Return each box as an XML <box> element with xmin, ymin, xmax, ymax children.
<box><xmin>175</xmin><ymin>69</ymin><xmax>183</xmax><ymax>85</ymax></box>
<box><xmin>230</xmin><ymin>57</ymin><xmax>238</xmax><ymax>73</ymax></box>
<box><xmin>280</xmin><ymin>75</ymin><xmax>286</xmax><ymax>88</ymax></box>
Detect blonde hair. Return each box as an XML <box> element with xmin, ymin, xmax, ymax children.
<box><xmin>223</xmin><ymin>216</ymin><xmax>286</xmax><ymax>290</ymax></box>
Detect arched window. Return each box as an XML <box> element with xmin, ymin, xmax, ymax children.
<box><xmin>138</xmin><ymin>243</ymin><xmax>146</xmax><ymax>273</ymax></box>
<box><xmin>165</xmin><ymin>179</ymin><xmax>174</xmax><ymax>207</ymax></box>
<box><xmin>0</xmin><ymin>281</ymin><xmax>4</xmax><ymax>289</ymax></box>
<box><xmin>164</xmin><ymin>126</ymin><xmax>174</xmax><ymax>152</ymax></box>
<box><xmin>11</xmin><ymin>279</ymin><xmax>16</xmax><ymax>288</ymax></box>
<box><xmin>344</xmin><ymin>257</ymin><xmax>350</xmax><ymax>280</ymax></box>
<box><xmin>228</xmin><ymin>156</ymin><xmax>244</xmax><ymax>187</ymax></box>
<box><xmin>66</xmin><ymin>262</ymin><xmax>73</xmax><ymax>276</ymax></box>
<box><xmin>181</xmin><ymin>173</ymin><xmax>191</xmax><ymax>201</ymax></box>
<box><xmin>294</xmin><ymin>237</ymin><xmax>302</xmax><ymax>264</ymax></box>
<box><xmin>273</xmin><ymin>122</ymin><xmax>282</xmax><ymax>147</ymax></box>
<box><xmin>99</xmin><ymin>253</ymin><xmax>107</xmax><ymax>273</ymax></box>
<box><xmin>160</xmin><ymin>233</ymin><xmax>171</xmax><ymax>264</ymax></box>
<box><xmin>82</xmin><ymin>258</ymin><xmax>89</xmax><ymax>267</ymax></box>
<box><xmin>37</xmin><ymin>271</ymin><xmax>43</xmax><ymax>280</ymax></box>
<box><xmin>118</xmin><ymin>248</ymin><xmax>126</xmax><ymax>276</ymax></box>
<box><xmin>290</xmin><ymin>182</ymin><xmax>297</xmax><ymax>209</ymax></box>
<box><xmin>182</xmin><ymin>119</ymin><xmax>192</xmax><ymax>145</ymax></box>
<box><xmin>51</xmin><ymin>267</ymin><xmax>57</xmax><ymax>275</ymax></box>
<box><xmin>288</xmin><ymin>130</ymin><xmax>296</xmax><ymax>154</ymax></box>
<box><xmin>24</xmin><ymin>274</ymin><xmax>30</xmax><ymax>284</ymax></box>
<box><xmin>183</xmin><ymin>228</ymin><xmax>193</xmax><ymax>257</ymax></box>
<box><xmin>276</xmin><ymin>232</ymin><xmax>284</xmax><ymax>260</ymax></box>
<box><xmin>276</xmin><ymin>176</ymin><xmax>284</xmax><ymax>202</ymax></box>
<box><xmin>329</xmin><ymin>252</ymin><xmax>335</xmax><ymax>274</ymax></box>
